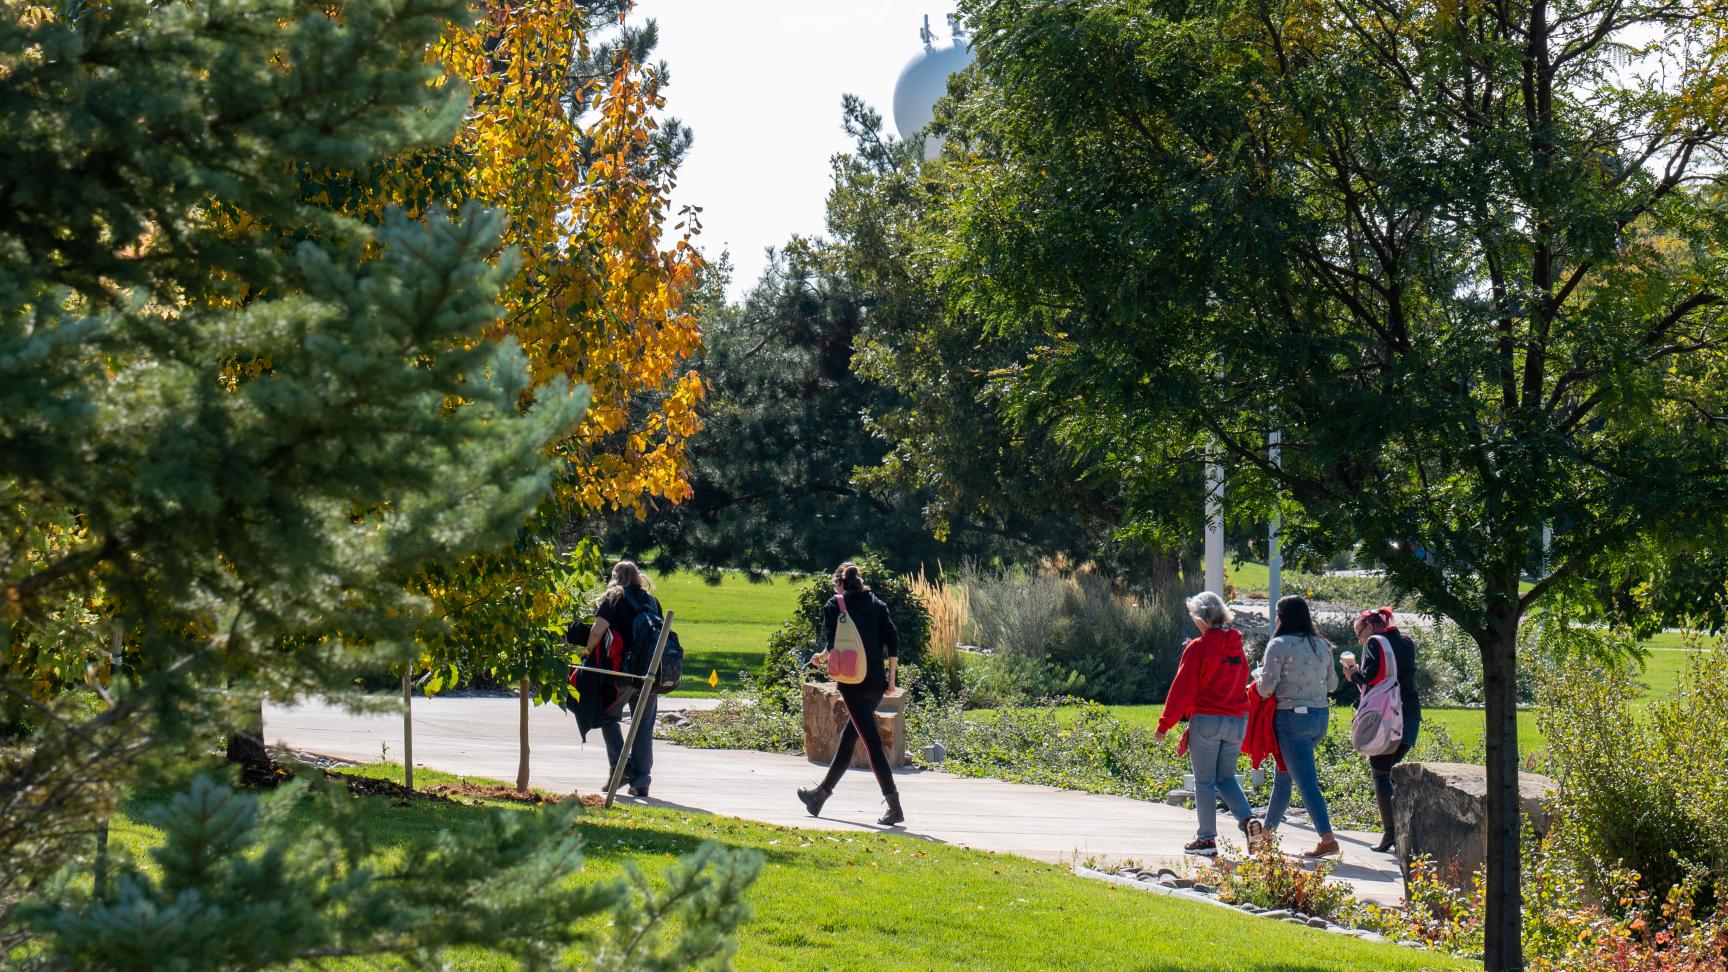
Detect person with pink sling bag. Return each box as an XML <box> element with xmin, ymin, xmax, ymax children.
<box><xmin>1344</xmin><ymin>607</ymin><xmax>1424</xmax><ymax>854</ymax></box>
<box><xmin>796</xmin><ymin>562</ymin><xmax>905</xmax><ymax>826</ymax></box>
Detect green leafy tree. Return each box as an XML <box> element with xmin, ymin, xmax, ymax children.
<box><xmin>828</xmin><ymin>98</ymin><xmax>1167</xmax><ymax>579</ymax></box>
<box><xmin>0</xmin><ymin>0</ymin><xmax>755</xmax><ymax>960</ymax></box>
<box><xmin>615</xmin><ymin>100</ymin><xmax>1182</xmax><ymax>580</ymax></box>
<box><xmin>942</xmin><ymin>0</ymin><xmax>1728</xmax><ymax>967</ymax></box>
<box><xmin>612</xmin><ymin>246</ymin><xmax>988</xmax><ymax>575</ymax></box>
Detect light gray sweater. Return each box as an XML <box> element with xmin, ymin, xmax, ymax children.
<box><xmin>1256</xmin><ymin>634</ymin><xmax>1339</xmax><ymax>709</ymax></box>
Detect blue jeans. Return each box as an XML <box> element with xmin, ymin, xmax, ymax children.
<box><xmin>600</xmin><ymin>691</ymin><xmax>656</xmax><ymax>788</ymax></box>
<box><xmin>1265</xmin><ymin>707</ymin><xmax>1332</xmax><ymax>836</ymax></box>
<box><xmin>1188</xmin><ymin>714</ymin><xmax>1252</xmax><ymax>840</ymax></box>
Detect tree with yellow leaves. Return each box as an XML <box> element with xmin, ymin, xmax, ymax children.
<box><xmin>421</xmin><ymin>0</ymin><xmax>703</xmax><ymax>792</ymax></box>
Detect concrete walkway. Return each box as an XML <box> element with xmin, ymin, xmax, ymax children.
<box><xmin>264</xmin><ymin>696</ymin><xmax>1405</xmax><ymax>904</ymax></box>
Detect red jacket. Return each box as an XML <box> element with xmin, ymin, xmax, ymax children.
<box><xmin>1157</xmin><ymin>627</ymin><xmax>1251</xmax><ymax>734</ymax></box>
<box><xmin>1242</xmin><ymin>685</ymin><xmax>1285</xmax><ymax>772</ymax></box>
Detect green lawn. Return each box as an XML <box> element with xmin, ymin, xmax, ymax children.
<box><xmin>651</xmin><ymin>570</ymin><xmax>805</xmax><ymax>696</ymax></box>
<box><xmin>106</xmin><ymin>765</ymin><xmax>1467</xmax><ymax>971</ymax></box>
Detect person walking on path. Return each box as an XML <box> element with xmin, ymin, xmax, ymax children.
<box><xmin>797</xmin><ymin>562</ymin><xmax>905</xmax><ymax>826</ymax></box>
<box><xmin>1343</xmin><ymin>606</ymin><xmax>1422</xmax><ymax>853</ymax></box>
<box><xmin>587</xmin><ymin>560</ymin><xmax>662</xmax><ymax>798</ymax></box>
<box><xmin>1156</xmin><ymin>591</ymin><xmax>1255</xmax><ymax>857</ymax></box>
<box><xmin>1255</xmin><ymin>595</ymin><xmax>1341</xmax><ymax>858</ymax></box>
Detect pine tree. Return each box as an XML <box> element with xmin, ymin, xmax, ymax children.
<box><xmin>0</xmin><ymin>0</ymin><xmax>757</xmax><ymax>962</ymax></box>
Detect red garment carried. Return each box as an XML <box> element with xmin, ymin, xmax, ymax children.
<box><xmin>1157</xmin><ymin>627</ymin><xmax>1251</xmax><ymax>735</ymax></box>
<box><xmin>1242</xmin><ymin>684</ymin><xmax>1286</xmax><ymax>772</ymax></box>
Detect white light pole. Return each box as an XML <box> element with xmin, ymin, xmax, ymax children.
<box><xmin>1205</xmin><ymin>456</ymin><xmax>1225</xmax><ymax>596</ymax></box>
<box><xmin>1268</xmin><ymin>430</ymin><xmax>1282</xmax><ymax>609</ymax></box>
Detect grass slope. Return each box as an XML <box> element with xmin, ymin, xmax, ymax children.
<box><xmin>108</xmin><ymin>765</ymin><xmax>1467</xmax><ymax>972</ymax></box>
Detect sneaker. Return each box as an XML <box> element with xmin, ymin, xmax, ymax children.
<box><xmin>1240</xmin><ymin>818</ymin><xmax>1267</xmax><ymax>852</ymax></box>
<box><xmin>1184</xmin><ymin>837</ymin><xmax>1218</xmax><ymax>857</ymax></box>
<box><xmin>628</xmin><ymin>784</ymin><xmax>649</xmax><ymax>798</ymax></box>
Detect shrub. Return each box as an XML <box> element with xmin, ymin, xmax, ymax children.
<box><xmin>1539</xmin><ymin>637</ymin><xmax>1728</xmax><ymax>916</ymax></box>
<box><xmin>1276</xmin><ymin>571</ymin><xmax>1423</xmax><ymax>612</ymax></box>
<box><xmin>663</xmin><ymin>684</ymin><xmax>803</xmax><ymax>753</ymax></box>
<box><xmin>907</xmin><ymin>569</ymin><xmax>965</xmax><ymax>696</ymax></box>
<box><xmin>1202</xmin><ymin>840</ymin><xmax>1356</xmax><ymax>918</ymax></box>
<box><xmin>1413</xmin><ymin>619</ymin><xmax>1541</xmax><ymax>706</ymax></box>
<box><xmin>961</xmin><ymin>566</ymin><xmax>1068</xmax><ymax>661</ymax></box>
<box><xmin>909</xmin><ymin>700</ymin><xmax>1190</xmax><ymax>801</ymax></box>
<box><xmin>1346</xmin><ymin>815</ymin><xmax>1728</xmax><ymax>970</ymax></box>
<box><xmin>955</xmin><ymin>566</ymin><xmax>1189</xmax><ymax>705</ymax></box>
<box><xmin>756</xmin><ymin>554</ymin><xmax>932</xmax><ymax>711</ymax></box>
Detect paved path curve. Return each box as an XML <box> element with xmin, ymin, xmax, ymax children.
<box><xmin>265</xmin><ymin>696</ymin><xmax>1405</xmax><ymax>904</ymax></box>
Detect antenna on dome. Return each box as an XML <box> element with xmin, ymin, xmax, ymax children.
<box><xmin>947</xmin><ymin>12</ymin><xmax>968</xmax><ymax>42</ymax></box>
<box><xmin>919</xmin><ymin>14</ymin><xmax>934</xmax><ymax>48</ymax></box>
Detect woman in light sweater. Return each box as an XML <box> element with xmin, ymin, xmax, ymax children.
<box><xmin>1254</xmin><ymin>595</ymin><xmax>1340</xmax><ymax>857</ymax></box>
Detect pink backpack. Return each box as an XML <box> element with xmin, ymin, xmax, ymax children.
<box><xmin>1351</xmin><ymin>635</ymin><xmax>1405</xmax><ymax>756</ymax></box>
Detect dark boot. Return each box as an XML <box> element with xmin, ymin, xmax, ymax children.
<box><xmin>1372</xmin><ymin>786</ymin><xmax>1397</xmax><ymax>853</ymax></box>
<box><xmin>877</xmin><ymin>792</ymin><xmax>904</xmax><ymax>827</ymax></box>
<box><xmin>796</xmin><ymin>785</ymin><xmax>832</xmax><ymax>818</ymax></box>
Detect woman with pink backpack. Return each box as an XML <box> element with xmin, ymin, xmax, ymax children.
<box><xmin>796</xmin><ymin>562</ymin><xmax>904</xmax><ymax>827</ymax></box>
<box><xmin>1343</xmin><ymin>607</ymin><xmax>1423</xmax><ymax>854</ymax></box>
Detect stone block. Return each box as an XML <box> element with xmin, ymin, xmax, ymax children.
<box><xmin>801</xmin><ymin>681</ymin><xmax>908</xmax><ymax>769</ymax></box>
<box><xmin>1393</xmin><ymin>761</ymin><xmax>1558</xmax><ymax>893</ymax></box>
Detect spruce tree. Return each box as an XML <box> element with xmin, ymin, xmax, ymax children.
<box><xmin>0</xmin><ymin>0</ymin><xmax>758</xmax><ymax>963</ymax></box>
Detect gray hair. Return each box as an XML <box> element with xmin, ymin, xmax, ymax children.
<box><xmin>1185</xmin><ymin>590</ymin><xmax>1234</xmax><ymax>627</ymax></box>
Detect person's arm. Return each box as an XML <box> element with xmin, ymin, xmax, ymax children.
<box><xmin>1350</xmin><ymin>637</ymin><xmax>1384</xmax><ymax>688</ymax></box>
<box><xmin>1323</xmin><ymin>639</ymin><xmax>1340</xmax><ymax>693</ymax></box>
<box><xmin>878</xmin><ymin>602</ymin><xmax>899</xmax><ymax>657</ymax></box>
<box><xmin>879</xmin><ymin>602</ymin><xmax>900</xmax><ymax>691</ymax></box>
<box><xmin>586</xmin><ymin>616</ymin><xmax>610</xmax><ymax>653</ymax></box>
<box><xmin>811</xmin><ymin>599</ymin><xmax>839</xmax><ymax>667</ymax></box>
<box><xmin>1255</xmin><ymin>639</ymin><xmax>1282</xmax><ymax>698</ymax></box>
<box><xmin>1156</xmin><ymin>641</ymin><xmax>1202</xmax><ymax>737</ymax></box>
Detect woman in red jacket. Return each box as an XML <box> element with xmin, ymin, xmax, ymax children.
<box><xmin>1155</xmin><ymin>590</ymin><xmax>1258</xmax><ymax>856</ymax></box>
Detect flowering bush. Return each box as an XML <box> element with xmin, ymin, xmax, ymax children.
<box><xmin>1344</xmin><ymin>814</ymin><xmax>1728</xmax><ymax>969</ymax></box>
<box><xmin>1200</xmin><ymin>838</ymin><xmax>1356</xmax><ymax>918</ymax></box>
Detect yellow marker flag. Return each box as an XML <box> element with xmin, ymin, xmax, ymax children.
<box><xmin>707</xmin><ymin>669</ymin><xmax>719</xmax><ymax>688</ymax></box>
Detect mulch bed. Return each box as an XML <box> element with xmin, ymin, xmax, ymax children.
<box><xmin>423</xmin><ymin>782</ymin><xmax>561</xmax><ymax>805</ymax></box>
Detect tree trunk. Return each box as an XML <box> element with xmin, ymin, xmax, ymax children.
<box><xmin>402</xmin><ymin>671</ymin><xmax>414</xmax><ymax>791</ymax></box>
<box><xmin>516</xmin><ymin>676</ymin><xmax>530</xmax><ymax>793</ymax></box>
<box><xmin>1479</xmin><ymin>610</ymin><xmax>1525</xmax><ymax>971</ymax></box>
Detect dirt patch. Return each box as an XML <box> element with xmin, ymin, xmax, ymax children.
<box><xmin>337</xmin><ymin>771</ymin><xmax>457</xmax><ymax>804</ymax></box>
<box><xmin>424</xmin><ymin>782</ymin><xmax>565</xmax><ymax>805</ymax></box>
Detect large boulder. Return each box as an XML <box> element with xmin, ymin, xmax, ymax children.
<box><xmin>1393</xmin><ymin>761</ymin><xmax>1558</xmax><ymax>891</ymax></box>
<box><xmin>801</xmin><ymin>681</ymin><xmax>909</xmax><ymax>769</ymax></box>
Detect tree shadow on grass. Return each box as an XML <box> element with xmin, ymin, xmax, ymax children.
<box><xmin>566</xmin><ymin>801</ymin><xmax>802</xmax><ymax>865</ymax></box>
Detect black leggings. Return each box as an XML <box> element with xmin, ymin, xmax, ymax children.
<box><xmin>820</xmin><ymin>685</ymin><xmax>897</xmax><ymax>796</ymax></box>
<box><xmin>1369</xmin><ymin>714</ymin><xmax>1422</xmax><ymax>795</ymax></box>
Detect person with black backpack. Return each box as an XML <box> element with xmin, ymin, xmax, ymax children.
<box><xmin>795</xmin><ymin>562</ymin><xmax>904</xmax><ymax>826</ymax></box>
<box><xmin>586</xmin><ymin>560</ymin><xmax>667</xmax><ymax>798</ymax></box>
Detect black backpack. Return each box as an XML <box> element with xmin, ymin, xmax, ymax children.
<box><xmin>623</xmin><ymin>590</ymin><xmax>682</xmax><ymax>694</ymax></box>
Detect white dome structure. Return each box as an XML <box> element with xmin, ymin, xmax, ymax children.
<box><xmin>892</xmin><ymin>15</ymin><xmax>974</xmax><ymax>159</ymax></box>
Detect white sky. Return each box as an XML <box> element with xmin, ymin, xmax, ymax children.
<box><xmin>637</xmin><ymin>0</ymin><xmax>959</xmax><ymax>300</ymax></box>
